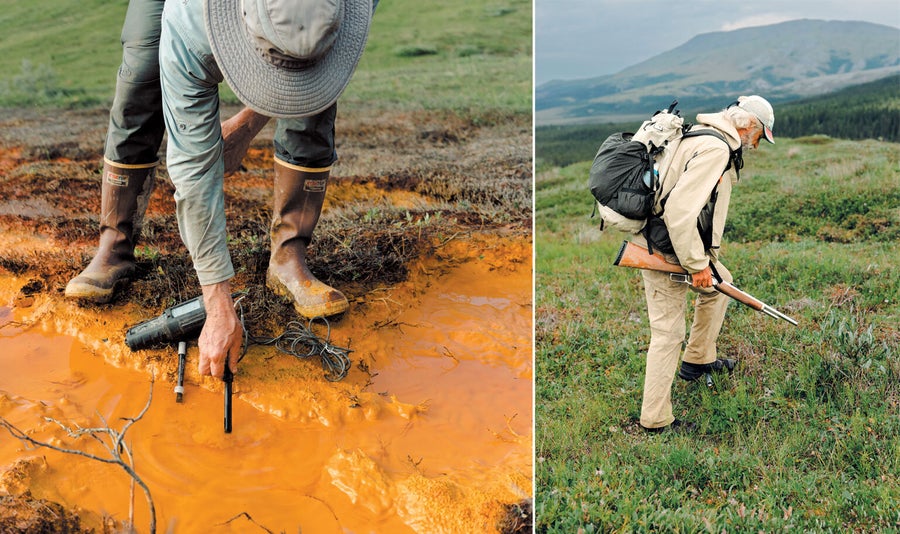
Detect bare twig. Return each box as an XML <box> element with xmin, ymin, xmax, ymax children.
<box><xmin>487</xmin><ymin>413</ymin><xmax>523</xmax><ymax>442</ymax></box>
<box><xmin>504</xmin><ymin>413</ymin><xmax>522</xmax><ymax>438</ymax></box>
<box><xmin>220</xmin><ymin>511</ymin><xmax>276</xmax><ymax>533</ymax></box>
<box><xmin>440</xmin><ymin>346</ymin><xmax>460</xmax><ymax>363</ymax></box>
<box><xmin>407</xmin><ymin>454</ymin><xmax>424</xmax><ymax>473</ymax></box>
<box><xmin>436</xmin><ymin>231</ymin><xmax>462</xmax><ymax>248</ymax></box>
<box><xmin>0</xmin><ymin>320</ymin><xmax>33</xmax><ymax>331</ymax></box>
<box><xmin>0</xmin><ymin>380</ymin><xmax>157</xmax><ymax>534</ymax></box>
<box><xmin>129</xmin><ymin>440</ymin><xmax>136</xmax><ymax>531</ymax></box>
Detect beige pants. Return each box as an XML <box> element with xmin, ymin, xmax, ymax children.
<box><xmin>639</xmin><ymin>261</ymin><xmax>732</xmax><ymax>429</ymax></box>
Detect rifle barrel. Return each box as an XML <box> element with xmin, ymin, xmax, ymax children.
<box><xmin>716</xmin><ymin>282</ymin><xmax>764</xmax><ymax>310</ymax></box>
<box><xmin>761</xmin><ymin>305</ymin><xmax>799</xmax><ymax>326</ymax></box>
<box><xmin>717</xmin><ymin>282</ymin><xmax>797</xmax><ymax>325</ymax></box>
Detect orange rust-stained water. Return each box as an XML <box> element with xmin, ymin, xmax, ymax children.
<box><xmin>0</xmin><ymin>247</ymin><xmax>532</xmax><ymax>533</ymax></box>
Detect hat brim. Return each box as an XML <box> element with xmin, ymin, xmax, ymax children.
<box><xmin>205</xmin><ymin>0</ymin><xmax>371</xmax><ymax>119</ymax></box>
<box><xmin>763</xmin><ymin>125</ymin><xmax>774</xmax><ymax>144</ymax></box>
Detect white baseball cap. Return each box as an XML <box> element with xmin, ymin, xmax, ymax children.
<box><xmin>736</xmin><ymin>95</ymin><xmax>775</xmax><ymax>143</ymax></box>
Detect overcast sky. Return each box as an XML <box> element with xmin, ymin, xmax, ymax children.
<box><xmin>535</xmin><ymin>0</ymin><xmax>900</xmax><ymax>86</ymax></box>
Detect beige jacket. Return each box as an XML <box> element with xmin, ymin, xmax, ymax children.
<box><xmin>653</xmin><ymin>112</ymin><xmax>741</xmax><ymax>273</ymax></box>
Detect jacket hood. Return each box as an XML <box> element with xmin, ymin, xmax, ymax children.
<box><xmin>695</xmin><ymin>112</ymin><xmax>741</xmax><ymax>151</ymax></box>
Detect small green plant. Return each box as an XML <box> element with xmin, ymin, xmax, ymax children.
<box><xmin>134</xmin><ymin>245</ymin><xmax>161</xmax><ymax>263</ymax></box>
<box><xmin>486</xmin><ymin>6</ymin><xmax>516</xmax><ymax>17</ymax></box>
<box><xmin>455</xmin><ymin>45</ymin><xmax>483</xmax><ymax>58</ymax></box>
<box><xmin>393</xmin><ymin>45</ymin><xmax>439</xmax><ymax>57</ymax></box>
<box><xmin>363</xmin><ymin>207</ymin><xmax>382</xmax><ymax>222</ymax></box>
<box><xmin>822</xmin><ymin>310</ymin><xmax>891</xmax><ymax>364</ymax></box>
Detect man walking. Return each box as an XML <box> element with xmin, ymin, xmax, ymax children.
<box><xmin>637</xmin><ymin>96</ymin><xmax>775</xmax><ymax>432</ymax></box>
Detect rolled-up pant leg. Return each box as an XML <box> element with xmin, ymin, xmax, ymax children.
<box><xmin>274</xmin><ymin>104</ymin><xmax>337</xmax><ymax>168</ymax></box>
<box><xmin>683</xmin><ymin>261</ymin><xmax>732</xmax><ymax>365</ymax></box>
<box><xmin>271</xmin><ymin>0</ymin><xmax>382</xmax><ymax>167</ymax></box>
<box><xmin>640</xmin><ymin>269</ymin><xmax>688</xmax><ymax>429</ymax></box>
<box><xmin>105</xmin><ymin>0</ymin><xmax>166</xmax><ymax>164</ymax></box>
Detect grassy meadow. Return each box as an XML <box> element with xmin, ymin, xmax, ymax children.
<box><xmin>535</xmin><ymin>136</ymin><xmax>900</xmax><ymax>531</ymax></box>
<box><xmin>0</xmin><ymin>0</ymin><xmax>532</xmax><ymax>119</ymax></box>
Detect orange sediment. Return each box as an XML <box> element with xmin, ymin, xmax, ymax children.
<box><xmin>0</xmin><ymin>238</ymin><xmax>532</xmax><ymax>533</ymax></box>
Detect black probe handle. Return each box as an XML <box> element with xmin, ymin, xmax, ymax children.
<box><xmin>223</xmin><ymin>366</ymin><xmax>233</xmax><ymax>433</ymax></box>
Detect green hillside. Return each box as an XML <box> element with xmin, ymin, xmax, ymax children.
<box><xmin>0</xmin><ymin>0</ymin><xmax>532</xmax><ymax>118</ymax></box>
<box><xmin>536</xmin><ymin>75</ymin><xmax>900</xmax><ymax>169</ymax></box>
<box><xmin>535</xmin><ymin>137</ymin><xmax>900</xmax><ymax>531</ymax></box>
<box><xmin>777</xmin><ymin>74</ymin><xmax>900</xmax><ymax>141</ymax></box>
<box><xmin>0</xmin><ymin>0</ymin><xmax>120</xmax><ymax>107</ymax></box>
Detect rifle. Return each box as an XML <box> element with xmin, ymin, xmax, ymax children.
<box><xmin>614</xmin><ymin>240</ymin><xmax>798</xmax><ymax>326</ymax></box>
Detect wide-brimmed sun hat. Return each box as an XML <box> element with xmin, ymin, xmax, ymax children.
<box><xmin>205</xmin><ymin>0</ymin><xmax>372</xmax><ymax>118</ymax></box>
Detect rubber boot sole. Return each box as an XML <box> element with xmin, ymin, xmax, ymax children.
<box><xmin>266</xmin><ymin>270</ymin><xmax>349</xmax><ymax>319</ymax></box>
<box><xmin>64</xmin><ymin>274</ymin><xmax>132</xmax><ymax>304</ymax></box>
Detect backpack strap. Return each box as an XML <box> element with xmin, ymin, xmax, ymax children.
<box><xmin>681</xmin><ymin>129</ymin><xmax>742</xmax><ymax>180</ymax></box>
<box><xmin>644</xmin><ymin>129</ymin><xmax>739</xmax><ymax>255</ymax></box>
<box><xmin>653</xmin><ymin>128</ymin><xmax>734</xmax><ymax>214</ymax></box>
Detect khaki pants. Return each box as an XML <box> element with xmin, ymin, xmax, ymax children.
<box><xmin>639</xmin><ymin>261</ymin><xmax>732</xmax><ymax>429</ymax></box>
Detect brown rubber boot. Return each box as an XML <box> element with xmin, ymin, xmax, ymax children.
<box><xmin>266</xmin><ymin>159</ymin><xmax>349</xmax><ymax>318</ymax></box>
<box><xmin>65</xmin><ymin>159</ymin><xmax>157</xmax><ymax>303</ymax></box>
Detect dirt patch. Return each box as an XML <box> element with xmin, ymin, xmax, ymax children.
<box><xmin>0</xmin><ymin>105</ymin><xmax>533</xmax><ymax>532</ymax></box>
<box><xmin>0</xmin><ymin>106</ymin><xmax>531</xmax><ymax>313</ymax></box>
<box><xmin>0</xmin><ymin>491</ymin><xmax>90</xmax><ymax>534</ymax></box>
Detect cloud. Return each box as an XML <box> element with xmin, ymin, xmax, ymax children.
<box><xmin>535</xmin><ymin>0</ymin><xmax>900</xmax><ymax>83</ymax></box>
<box><xmin>720</xmin><ymin>14</ymin><xmax>795</xmax><ymax>32</ymax></box>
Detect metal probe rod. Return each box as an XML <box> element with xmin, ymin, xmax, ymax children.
<box><xmin>175</xmin><ymin>341</ymin><xmax>187</xmax><ymax>403</ymax></box>
<box><xmin>223</xmin><ymin>365</ymin><xmax>233</xmax><ymax>433</ymax></box>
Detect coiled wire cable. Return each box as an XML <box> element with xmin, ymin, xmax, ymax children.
<box><xmin>233</xmin><ymin>295</ymin><xmax>352</xmax><ymax>381</ymax></box>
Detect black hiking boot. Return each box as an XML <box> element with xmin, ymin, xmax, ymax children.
<box><xmin>641</xmin><ymin>419</ymin><xmax>697</xmax><ymax>434</ymax></box>
<box><xmin>678</xmin><ymin>358</ymin><xmax>737</xmax><ymax>381</ymax></box>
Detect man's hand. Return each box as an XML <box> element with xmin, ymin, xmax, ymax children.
<box><xmin>221</xmin><ymin>108</ymin><xmax>271</xmax><ymax>176</ymax></box>
<box><xmin>691</xmin><ymin>265</ymin><xmax>714</xmax><ymax>288</ymax></box>
<box><xmin>198</xmin><ymin>280</ymin><xmax>243</xmax><ymax>379</ymax></box>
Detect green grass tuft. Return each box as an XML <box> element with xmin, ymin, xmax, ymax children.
<box><xmin>392</xmin><ymin>45</ymin><xmax>439</xmax><ymax>57</ymax></box>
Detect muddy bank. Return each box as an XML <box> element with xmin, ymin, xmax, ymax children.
<box><xmin>0</xmin><ymin>106</ymin><xmax>533</xmax><ymax>532</ymax></box>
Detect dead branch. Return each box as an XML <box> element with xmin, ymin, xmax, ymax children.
<box><xmin>504</xmin><ymin>413</ymin><xmax>522</xmax><ymax>438</ymax></box>
<box><xmin>0</xmin><ymin>379</ymin><xmax>157</xmax><ymax>534</ymax></box>
<box><xmin>220</xmin><ymin>511</ymin><xmax>275</xmax><ymax>533</ymax></box>
<box><xmin>487</xmin><ymin>413</ymin><xmax>523</xmax><ymax>443</ymax></box>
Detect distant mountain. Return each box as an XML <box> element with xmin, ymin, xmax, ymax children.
<box><xmin>536</xmin><ymin>74</ymin><xmax>900</xmax><ymax>169</ymax></box>
<box><xmin>536</xmin><ymin>20</ymin><xmax>900</xmax><ymax>124</ymax></box>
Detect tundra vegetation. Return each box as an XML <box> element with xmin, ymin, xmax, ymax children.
<box><xmin>535</xmin><ymin>134</ymin><xmax>899</xmax><ymax>531</ymax></box>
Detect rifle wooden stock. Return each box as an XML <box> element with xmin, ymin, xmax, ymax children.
<box><xmin>614</xmin><ymin>241</ymin><xmax>798</xmax><ymax>326</ymax></box>
<box><xmin>614</xmin><ymin>240</ymin><xmax>685</xmax><ymax>274</ymax></box>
